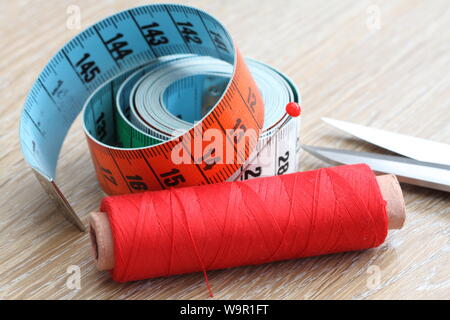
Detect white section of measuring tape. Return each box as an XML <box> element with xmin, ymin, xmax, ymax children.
<box><xmin>229</xmin><ymin>116</ymin><xmax>299</xmax><ymax>181</ymax></box>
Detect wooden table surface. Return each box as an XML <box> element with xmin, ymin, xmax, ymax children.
<box><xmin>1</xmin><ymin>0</ymin><xmax>449</xmax><ymax>300</ymax></box>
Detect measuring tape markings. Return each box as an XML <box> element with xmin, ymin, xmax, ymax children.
<box><xmin>92</xmin><ymin>54</ymin><xmax>300</xmax><ymax>179</ymax></box>
<box><xmin>230</xmin><ymin>117</ymin><xmax>299</xmax><ymax>181</ymax></box>
<box><xmin>19</xmin><ymin>4</ymin><xmax>300</xmax><ymax>230</ymax></box>
<box><xmin>86</xmin><ymin>53</ymin><xmax>263</xmax><ymax>193</ymax></box>
<box><xmin>229</xmin><ymin>62</ymin><xmax>301</xmax><ymax>181</ymax></box>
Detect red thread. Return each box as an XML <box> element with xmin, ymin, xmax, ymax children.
<box><xmin>101</xmin><ymin>164</ymin><xmax>388</xmax><ymax>294</ymax></box>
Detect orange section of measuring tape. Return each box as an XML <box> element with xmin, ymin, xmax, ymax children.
<box><xmin>101</xmin><ymin>164</ymin><xmax>388</xmax><ymax>293</ymax></box>
<box><xmin>87</xmin><ymin>49</ymin><xmax>264</xmax><ymax>195</ymax></box>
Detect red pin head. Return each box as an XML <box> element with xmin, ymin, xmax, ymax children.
<box><xmin>285</xmin><ymin>102</ymin><xmax>301</xmax><ymax>117</ymax></box>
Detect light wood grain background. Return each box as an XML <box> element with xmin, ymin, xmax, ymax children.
<box><xmin>0</xmin><ymin>0</ymin><xmax>449</xmax><ymax>300</ymax></box>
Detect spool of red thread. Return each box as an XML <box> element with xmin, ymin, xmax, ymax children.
<box><xmin>89</xmin><ymin>164</ymin><xmax>405</xmax><ymax>286</ymax></box>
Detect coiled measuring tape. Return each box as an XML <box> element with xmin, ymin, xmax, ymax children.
<box><xmin>19</xmin><ymin>4</ymin><xmax>301</xmax><ymax>231</ymax></box>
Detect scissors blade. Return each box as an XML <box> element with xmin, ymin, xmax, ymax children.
<box><xmin>322</xmin><ymin>118</ymin><xmax>450</xmax><ymax>166</ymax></box>
<box><xmin>302</xmin><ymin>145</ymin><xmax>450</xmax><ymax>192</ymax></box>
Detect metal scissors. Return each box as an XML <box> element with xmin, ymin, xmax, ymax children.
<box><xmin>302</xmin><ymin>118</ymin><xmax>450</xmax><ymax>192</ymax></box>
